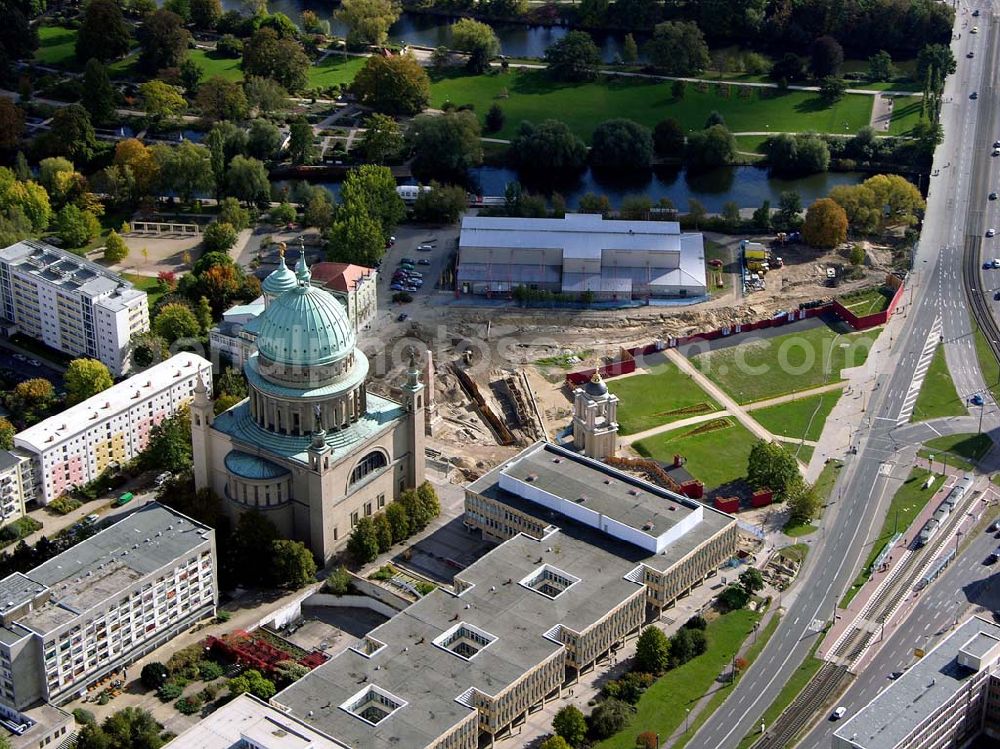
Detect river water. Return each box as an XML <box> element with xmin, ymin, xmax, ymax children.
<box><xmin>274</xmin><ymin>165</ymin><xmax>864</xmax><ymax>212</ymax></box>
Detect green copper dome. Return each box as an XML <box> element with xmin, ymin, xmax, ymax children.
<box><xmin>262</xmin><ymin>257</ymin><xmax>297</xmax><ymax>297</ymax></box>
<box><xmin>255</xmin><ymin>282</ymin><xmax>356</xmax><ymax>367</ymax></box>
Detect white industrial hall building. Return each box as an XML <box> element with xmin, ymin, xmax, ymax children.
<box><xmin>456</xmin><ymin>214</ymin><xmax>708</xmax><ymax>300</ymax></box>
<box><xmin>0</xmin><ymin>241</ymin><xmax>150</xmax><ymax>376</ymax></box>
<box><xmin>14</xmin><ymin>352</ymin><xmax>213</xmax><ymax>504</ymax></box>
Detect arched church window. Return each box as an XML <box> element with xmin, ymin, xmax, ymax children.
<box><xmin>349</xmin><ymin>451</ymin><xmax>388</xmax><ymax>487</ymax></box>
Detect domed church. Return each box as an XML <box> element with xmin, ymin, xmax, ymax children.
<box><xmin>191</xmin><ymin>253</ymin><xmax>425</xmax><ymax>562</ymax></box>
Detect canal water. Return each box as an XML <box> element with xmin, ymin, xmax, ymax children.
<box><xmin>274</xmin><ymin>165</ymin><xmax>864</xmax><ymax>212</ymax></box>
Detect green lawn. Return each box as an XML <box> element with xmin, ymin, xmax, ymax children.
<box><xmin>841</xmin><ymin>467</ymin><xmax>939</xmax><ymax>606</ymax></box>
<box><xmin>777</xmin><ymin>543</ymin><xmax>809</xmax><ymax>564</ymax></box>
<box><xmin>838</xmin><ymin>286</ymin><xmax>892</xmax><ymax>316</ymax></box>
<box><xmin>973</xmin><ymin>321</ymin><xmax>1000</xmax><ymax>402</ymax></box>
<box><xmin>910</xmin><ymin>345</ymin><xmax>965</xmax><ymax>422</ymax></box>
<box><xmin>608</xmin><ymin>361</ymin><xmax>720</xmax><ymax>435</ymax></box>
<box><xmin>887</xmin><ymin>96</ymin><xmax>927</xmax><ymax>136</ymax></box>
<box><xmin>122</xmin><ymin>273</ymin><xmax>168</xmax><ymax>310</ymax></box>
<box><xmin>36</xmin><ymin>25</ymin><xmax>79</xmax><ymax>68</ymax></box>
<box><xmin>783</xmin><ymin>458</ymin><xmax>841</xmax><ymax>536</ymax></box>
<box><xmin>189</xmin><ymin>48</ymin><xmax>244</xmax><ymax>83</ymax></box>
<box><xmin>689</xmin><ymin>324</ymin><xmax>880</xmax><ymax>404</ymax></box>
<box><xmin>920</xmin><ymin>433</ymin><xmax>994</xmax><ymax>472</ymax></box>
<box><xmin>736</xmin><ymin>640</ymin><xmax>825</xmax><ymax>749</ymax></box>
<box><xmin>307</xmin><ymin>54</ymin><xmax>368</xmax><ymax>89</ymax></box>
<box><xmin>779</xmin><ymin>440</ymin><xmax>814</xmax><ymax>466</ymax></box>
<box><xmin>671</xmin><ymin>611</ymin><xmax>780</xmax><ymax>749</ymax></box>
<box><xmin>595</xmin><ymin>609</ymin><xmax>762</xmax><ymax>749</ymax></box>
<box><xmin>633</xmin><ymin>418</ymin><xmax>759</xmax><ymax>490</ymax></box>
<box><xmin>733</xmin><ymin>134</ymin><xmax>769</xmax><ymax>154</ymax></box>
<box><xmin>752</xmin><ymin>390</ymin><xmax>842</xmax><ymax>443</ymax></box>
<box><xmin>430</xmin><ymin>69</ymin><xmax>874</xmax><ymax>141</ymax></box>
<box><xmin>705</xmin><ymin>240</ymin><xmax>732</xmax><ymax>297</ymax></box>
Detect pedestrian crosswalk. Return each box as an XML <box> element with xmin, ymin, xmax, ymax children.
<box><xmin>896</xmin><ymin>316</ymin><xmax>943</xmax><ymax>425</ymax></box>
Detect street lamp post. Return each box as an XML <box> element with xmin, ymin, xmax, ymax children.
<box><xmin>685</xmin><ymin>708</ymin><xmax>691</xmax><ymax>733</ymax></box>
<box><xmin>929</xmin><ymin>454</ymin><xmax>935</xmax><ymax>475</ymax></box>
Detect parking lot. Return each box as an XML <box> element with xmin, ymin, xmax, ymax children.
<box><xmin>0</xmin><ymin>342</ymin><xmax>65</xmax><ymax>390</ymax></box>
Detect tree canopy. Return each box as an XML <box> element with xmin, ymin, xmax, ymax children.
<box><xmin>138</xmin><ymin>9</ymin><xmax>190</xmax><ymax>73</ymax></box>
<box><xmin>407</xmin><ymin>111</ymin><xmax>482</xmax><ymax>182</ymax></box>
<box><xmin>803</xmin><ymin>197</ymin><xmax>849</xmax><ymax>247</ymax></box>
<box><xmin>65</xmin><ymin>358</ymin><xmax>114</xmax><ymax>405</ymax></box>
<box><xmin>335</xmin><ymin>0</ymin><xmax>401</xmax><ymax>47</ymax></box>
<box><xmin>544</xmin><ymin>31</ymin><xmax>601</xmax><ymax>81</ymax></box>
<box><xmin>77</xmin><ymin>0</ymin><xmax>131</xmax><ymax>62</ymax></box>
<box><xmin>509</xmin><ymin>119</ymin><xmax>588</xmax><ymax>176</ymax></box>
<box><xmin>644</xmin><ymin>21</ymin><xmax>710</xmax><ymax>74</ymax></box>
<box><xmin>590</xmin><ymin>118</ymin><xmax>653</xmax><ymax>170</ymax></box>
<box><xmin>351</xmin><ymin>53</ymin><xmax>430</xmax><ymax>116</ymax></box>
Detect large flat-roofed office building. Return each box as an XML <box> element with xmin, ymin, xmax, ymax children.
<box><xmin>273</xmin><ymin>442</ymin><xmax>737</xmax><ymax>749</ymax></box>
<box><xmin>0</xmin><ymin>503</ymin><xmax>217</xmax><ymax>716</ymax></box>
<box><xmin>832</xmin><ymin>616</ymin><xmax>1000</xmax><ymax>749</ymax></box>
<box><xmin>456</xmin><ymin>214</ymin><xmax>708</xmax><ymax>300</ymax></box>
<box><xmin>0</xmin><ymin>241</ymin><xmax>149</xmax><ymax>376</ymax></box>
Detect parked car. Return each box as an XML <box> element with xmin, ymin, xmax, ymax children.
<box><xmin>400</xmin><ymin>257</ymin><xmax>416</xmax><ymax>265</ymax></box>
<box><xmin>418</xmin><ymin>258</ymin><xmax>431</xmax><ymax>265</ymax></box>
<box><xmin>968</xmin><ymin>51</ymin><xmax>975</xmax><ymax>58</ymax></box>
<box><xmin>831</xmin><ymin>707</ymin><xmax>847</xmax><ymax>720</ymax></box>
<box><xmin>417</xmin><ymin>244</ymin><xmax>433</xmax><ymax>251</ymax></box>
<box><xmin>397</xmin><ymin>313</ymin><xmax>408</xmax><ymax>322</ymax></box>
<box><xmin>990</xmin><ymin>192</ymin><xmax>998</xmax><ymax>200</ymax></box>
<box><xmin>888</xmin><ymin>671</ymin><xmax>903</xmax><ymax>680</ymax></box>
<box><xmin>390</xmin><ymin>282</ymin><xmax>404</xmax><ymax>291</ymax></box>
<box><xmin>971</xmin><ymin>91</ymin><xmax>979</xmax><ymax>99</ymax></box>
<box><xmin>972</xmin><ymin>25</ymin><xmax>980</xmax><ymax>33</ymax></box>
<box><xmin>988</xmin><ymin>228</ymin><xmax>996</xmax><ymax>237</ymax></box>
<box><xmin>993</xmin><ymin>140</ymin><xmax>1000</xmax><ymax>148</ymax></box>
<box><xmin>992</xmin><ymin>258</ymin><xmax>1000</xmax><ymax>268</ymax></box>
<box><xmin>994</xmin><ymin>291</ymin><xmax>1000</xmax><ymax>301</ymax></box>
<box><xmin>400</xmin><ymin>263</ymin><xmax>416</xmax><ymax>271</ymax></box>
<box><xmin>989</xmin><ymin>522</ymin><xmax>999</xmax><ymax>533</ymax></box>
<box><xmin>84</xmin><ymin>514</ymin><xmax>99</xmax><ymax>525</ymax></box>
<box><xmin>29</xmin><ymin>359</ymin><xmax>40</xmax><ymax>367</ymax></box>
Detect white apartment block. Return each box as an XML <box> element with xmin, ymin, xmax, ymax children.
<box><xmin>0</xmin><ymin>452</ymin><xmax>35</xmax><ymax>525</ymax></box>
<box><xmin>14</xmin><ymin>352</ymin><xmax>212</xmax><ymax>504</ymax></box>
<box><xmin>0</xmin><ymin>503</ymin><xmax>217</xmax><ymax>714</ymax></box>
<box><xmin>0</xmin><ymin>241</ymin><xmax>149</xmax><ymax>376</ymax></box>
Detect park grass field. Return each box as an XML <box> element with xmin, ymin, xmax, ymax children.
<box><xmin>595</xmin><ymin>608</ymin><xmax>761</xmax><ymax>749</ymax></box>
<box><xmin>688</xmin><ymin>323</ymin><xmax>880</xmax><ymax>404</ymax></box>
<box><xmin>841</xmin><ymin>467</ymin><xmax>939</xmax><ymax>606</ymax></box>
<box><xmin>189</xmin><ymin>49</ymin><xmax>244</xmax><ymax>83</ymax></box>
<box><xmin>751</xmin><ymin>390</ymin><xmax>842</xmax><ymax>443</ymax></box>
<box><xmin>633</xmin><ymin>417</ymin><xmax>758</xmax><ymax>490</ymax></box>
<box><xmin>838</xmin><ymin>286</ymin><xmax>892</xmax><ymax>316</ymax></box>
<box><xmin>779</xmin><ymin>441</ymin><xmax>815</xmax><ymax>467</ymax></box>
<box><xmin>607</xmin><ymin>360</ymin><xmax>720</xmax><ymax>435</ymax></box>
<box><xmin>429</xmin><ymin>68</ymin><xmax>875</xmax><ymax>141</ymax></box>
<box><xmin>910</xmin><ymin>345</ymin><xmax>965</xmax><ymax>422</ymax></box>
<box><xmin>307</xmin><ymin>54</ymin><xmax>367</xmax><ymax>89</ymax></box>
<box><xmin>887</xmin><ymin>95</ymin><xmax>926</xmax><ymax>136</ymax></box>
<box><xmin>36</xmin><ymin>25</ymin><xmax>79</xmax><ymax>69</ymax></box>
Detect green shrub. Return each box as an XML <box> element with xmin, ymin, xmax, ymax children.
<box><xmin>216</xmin><ymin>611</ymin><xmax>232</xmax><ymax>623</ymax></box>
<box><xmin>325</xmin><ymin>566</ymin><xmax>352</xmax><ymax>595</ymax></box>
<box><xmin>72</xmin><ymin>708</ymin><xmax>96</xmax><ymax>725</ymax></box>
<box><xmin>370</xmin><ymin>565</ymin><xmax>395</xmax><ymax>581</ymax></box>
<box><xmin>416</xmin><ymin>581</ymin><xmax>436</xmax><ymax>596</ymax></box>
<box><xmin>48</xmin><ymin>496</ymin><xmax>82</xmax><ymax>515</ymax></box>
<box><xmin>174</xmin><ymin>694</ymin><xmax>203</xmax><ymax>715</ymax></box>
<box><xmin>157</xmin><ymin>681</ymin><xmax>184</xmax><ymax>701</ymax></box>
<box><xmin>197</xmin><ymin>660</ymin><xmax>225</xmax><ymax>681</ymax></box>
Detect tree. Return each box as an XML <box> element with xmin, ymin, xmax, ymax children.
<box><xmin>552</xmin><ymin>705</ymin><xmax>587</xmax><ymax>747</ymax></box>
<box><xmin>634</xmin><ymin>626</ymin><xmax>670</xmax><ymax>674</ymax></box>
<box><xmin>77</xmin><ymin>0</ymin><xmax>131</xmax><ymax>62</ymax></box>
<box><xmin>771</xmin><ymin>52</ymin><xmax>805</xmax><ymax>83</ymax></box>
<box><xmin>47</xmin><ymin>105</ymin><xmax>97</xmax><ymax>162</ymax></box>
<box><xmin>916</xmin><ymin>43</ymin><xmax>956</xmax><ymax>94</ymax></box>
<box><xmin>810</xmin><ymin>35</ymin><xmax>844</xmax><ymax>78</ymax></box>
<box><xmin>412</xmin><ymin>182</ymin><xmax>467</xmax><ymax>223</ymax></box>
<box><xmin>540</xmin><ymin>737</ymin><xmax>571</xmax><ymax>749</ymax></box>
<box><xmin>452</xmin><ymin>18</ymin><xmax>500</xmax><ymax>73</ymax></box>
<box><xmin>590</xmin><ymin>118</ymin><xmax>653</xmax><ymax>170</ymax></box>
<box><xmin>347</xmin><ymin>516</ymin><xmax>379</xmax><ymax>563</ymax></box>
<box><xmin>685</xmin><ymin>124</ymin><xmax>735</xmax><ymax>170</ymax></box>
<box><xmin>819</xmin><ymin>76</ymin><xmax>846</xmax><ymax>105</ymax></box>
<box><xmin>372</xmin><ymin>513</ymin><xmax>393</xmax><ymax>553</ymax></box>
<box><xmin>218</xmin><ymin>197</ymin><xmax>250</xmax><ymax>231</ymax></box>
<box><xmin>206</xmin><ymin>122</ymin><xmax>248</xmax><ymax>195</ymax></box>
<box><xmin>326</xmin><ymin>566</ymin><xmax>352</xmax><ymax>595</ymax></box>
<box><xmin>622</xmin><ymin>33</ymin><xmax>638</xmax><ymax>64</ymax></box>
<box><xmin>102</xmin><ymin>231</ymin><xmax>128</xmax><ymax>264</ymax></box>
<box><xmin>140</xmin><ymin>81</ymin><xmax>187</xmax><ymax>121</ymax></box>
<box><xmin>578</xmin><ymin>192</ymin><xmax>610</xmax><ymax>216</ymax></box>
<box><xmin>55</xmin><ymin>204</ymin><xmax>100</xmax><ymax>248</ymax></box>
<box><xmin>270</xmin><ymin>539</ymin><xmax>317</xmax><ymax>588</ymax></box>
<box><xmin>247</xmin><ymin>119</ymin><xmax>282</xmax><ymax>161</ymax></box>
<box><xmin>99</xmin><ymin>707</ymin><xmax>164</xmax><ymax>749</ymax></box>
<box><xmin>544</xmin><ymin>31</ymin><xmax>601</xmax><ymax>82</ymax></box>
<box><xmin>140</xmin><ymin>663</ymin><xmax>169</xmax><ymax>691</ymax></box>
<box><xmin>138</xmin><ymin>9</ymin><xmax>190</xmax><ymax>74</ymax></box>
<box><xmin>154</xmin><ymin>303</ymin><xmax>201</xmax><ymax>344</ymax></box>
<box><xmin>752</xmin><ymin>200</ymin><xmax>772</xmax><ymax>231</ymax></box>
<box><xmin>335</xmin><ymin>0</ymin><xmax>401</xmax><ymax>47</ymax></box>
<box><xmin>485</xmin><ymin>104</ymin><xmax>505</xmax><ymax>134</ymax></box>
<box><xmin>417</xmin><ymin>481</ymin><xmax>440</xmax><ymax>519</ymax></box>
<box><xmin>722</xmin><ymin>200</ymin><xmax>741</xmax><ymax>227</ymax></box>
<box><xmin>360</xmin><ymin>113</ymin><xmax>404</xmax><ymax>165</ymax></box>
<box><xmin>739</xmin><ymin>567</ymin><xmax>765</xmax><ymax>596</ymax></box>
<box><xmin>326</xmin><ymin>205</ymin><xmax>385</xmax><ymax>266</ymax></box>
<box><xmin>384</xmin><ymin>501</ymin><xmax>410</xmax><ymax>543</ymax></box>
<box><xmin>153</xmin><ymin>141</ymin><xmax>213</xmax><ymax>203</ymax></box>
<box><xmin>803</xmin><ymin>197</ymin><xmax>848</xmax><ymax>248</ymax></box>
<box><xmin>778</xmin><ymin>190</ymin><xmax>802</xmax><ymax>227</ymax></box>
<box><xmin>243</xmin><ymin>28</ymin><xmax>311</xmax><ymax>92</ymax></box>
<box><xmin>202</xmin><ymin>221</ymin><xmax>238</xmax><ymax>252</ymax></box>
<box><xmin>340</xmin><ymin>165</ymin><xmax>405</xmax><ymax>242</ymax></box>
<box><xmin>270</xmin><ymin>202</ymin><xmax>296</xmax><ymax>225</ymax></box>
<box><xmin>196</xmin><ymin>77</ymin><xmax>249</xmax><ymax>121</ymax></box>
<box><xmin>653</xmin><ymin>117</ymin><xmax>685</xmax><ymax>158</ymax></box>
<box><xmin>195</xmin><ymin>296</ymin><xmax>212</xmax><ymax>332</ymax></box>
<box><xmin>767</xmin><ymin>133</ymin><xmax>830</xmax><ymax>176</ymax></box>
<box><xmin>0</xmin><ymin>101</ymin><xmax>24</xmax><ymax>154</ymax></box>
<box><xmin>244</xmin><ymin>76</ymin><xmax>289</xmax><ymax>114</ymax></box>
<box><xmin>510</xmin><ymin>119</ymin><xmax>588</xmax><ymax>176</ymax></box>
<box><xmin>190</xmin><ymin>0</ymin><xmax>222</xmax><ymax>28</ymax></box>
<box><xmin>227</xmin><ymin>669</ymin><xmax>276</xmax><ymax>700</ymax></box>
<box><xmin>868</xmin><ymin>50</ymin><xmax>894</xmax><ymax>82</ymax></box>
<box><xmin>787</xmin><ymin>477</ymin><xmax>822</xmax><ymax>524</ymax></box>
<box><xmin>164</xmin><ymin>0</ymin><xmax>191</xmax><ymax>21</ymax></box>
<box><xmin>304</xmin><ymin>189</ymin><xmax>335</xmax><ymax>229</ymax></box>
<box><xmin>288</xmin><ymin>119</ymin><xmax>317</xmax><ymax>165</ymax></box>
<box><xmin>81</xmin><ymin>59</ymin><xmax>115</xmax><ymax>124</ymax></box>
<box><xmin>644</xmin><ymin>21</ymin><xmax>710</xmax><ymax>75</ymax></box>
<box><xmin>747</xmin><ymin>439</ymin><xmax>800</xmax><ymax>494</ymax></box>
<box><xmin>0</xmin><ymin>417</ymin><xmax>14</xmax><ymax>450</ymax></box>
<box><xmin>588</xmin><ymin>699</ymin><xmax>633</xmax><ymax>740</ymax></box>
<box><xmin>351</xmin><ymin>53</ymin><xmax>430</xmax><ymax>116</ymax></box>
<box><xmin>407</xmin><ymin>111</ymin><xmax>482</xmax><ymax>182</ymax></box>
<box><xmin>114</xmin><ymin>139</ymin><xmax>159</xmax><ymax>198</ymax></box>
<box><xmin>217</xmin><ymin>367</ymin><xmax>247</xmax><ymax>399</ymax></box>
<box><xmin>225</xmin><ymin>156</ymin><xmax>269</xmax><ymax>205</ymax></box>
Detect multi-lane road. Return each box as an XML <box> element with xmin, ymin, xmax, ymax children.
<box><xmin>687</xmin><ymin>3</ymin><xmax>1000</xmax><ymax>748</ymax></box>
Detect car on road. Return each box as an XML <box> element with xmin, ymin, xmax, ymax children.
<box><xmin>831</xmin><ymin>707</ymin><xmax>847</xmax><ymax>720</ymax></box>
<box><xmin>417</xmin><ymin>244</ymin><xmax>433</xmax><ymax>251</ymax></box>
<box><xmin>29</xmin><ymin>359</ymin><xmax>40</xmax><ymax>367</ymax></box>
<box><xmin>969</xmin><ymin>51</ymin><xmax>975</xmax><ymax>58</ymax></box>
<box><xmin>400</xmin><ymin>262</ymin><xmax>416</xmax><ymax>271</ymax></box>
<box><xmin>994</xmin><ymin>291</ymin><xmax>1000</xmax><ymax>300</ymax></box>
<box><xmin>971</xmin><ymin>393</ymin><xmax>985</xmax><ymax>406</ymax></box>
<box><xmin>400</xmin><ymin>257</ymin><xmax>416</xmax><ymax>265</ymax></box>
<box><xmin>994</xmin><ymin>148</ymin><xmax>1000</xmax><ymax>156</ymax></box>
<box><xmin>12</xmin><ymin>353</ymin><xmax>25</xmax><ymax>362</ymax></box>
<box><xmin>418</xmin><ymin>258</ymin><xmax>431</xmax><ymax>265</ymax></box>
<box><xmin>990</xmin><ymin>192</ymin><xmax>998</xmax><ymax>201</ymax></box>
<box><xmin>973</xmin><ymin>25</ymin><xmax>980</xmax><ymax>33</ymax></box>
<box><xmin>390</xmin><ymin>282</ymin><xmax>404</xmax><ymax>291</ymax></box>
<box><xmin>995</xmin><ymin>530</ymin><xmax>1000</xmax><ymax>539</ymax></box>
<box><xmin>988</xmin><ymin>229</ymin><xmax>996</xmax><ymax>237</ymax></box>
<box><xmin>994</xmin><ymin>141</ymin><xmax>1000</xmax><ymax>148</ymax></box>
<box><xmin>989</xmin><ymin>548</ymin><xmax>1000</xmax><ymax>564</ymax></box>
<box><xmin>971</xmin><ymin>91</ymin><xmax>979</xmax><ymax>99</ymax></box>
<box><xmin>990</xmin><ymin>522</ymin><xmax>999</xmax><ymax>533</ymax></box>
<box><xmin>888</xmin><ymin>671</ymin><xmax>903</xmax><ymax>680</ymax></box>
<box><xmin>397</xmin><ymin>313</ymin><xmax>408</xmax><ymax>322</ymax></box>
<box><xmin>974</xmin><ymin>8</ymin><xmax>981</xmax><ymax>16</ymax></box>
<box><xmin>992</xmin><ymin>259</ymin><xmax>1000</xmax><ymax>268</ymax></box>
